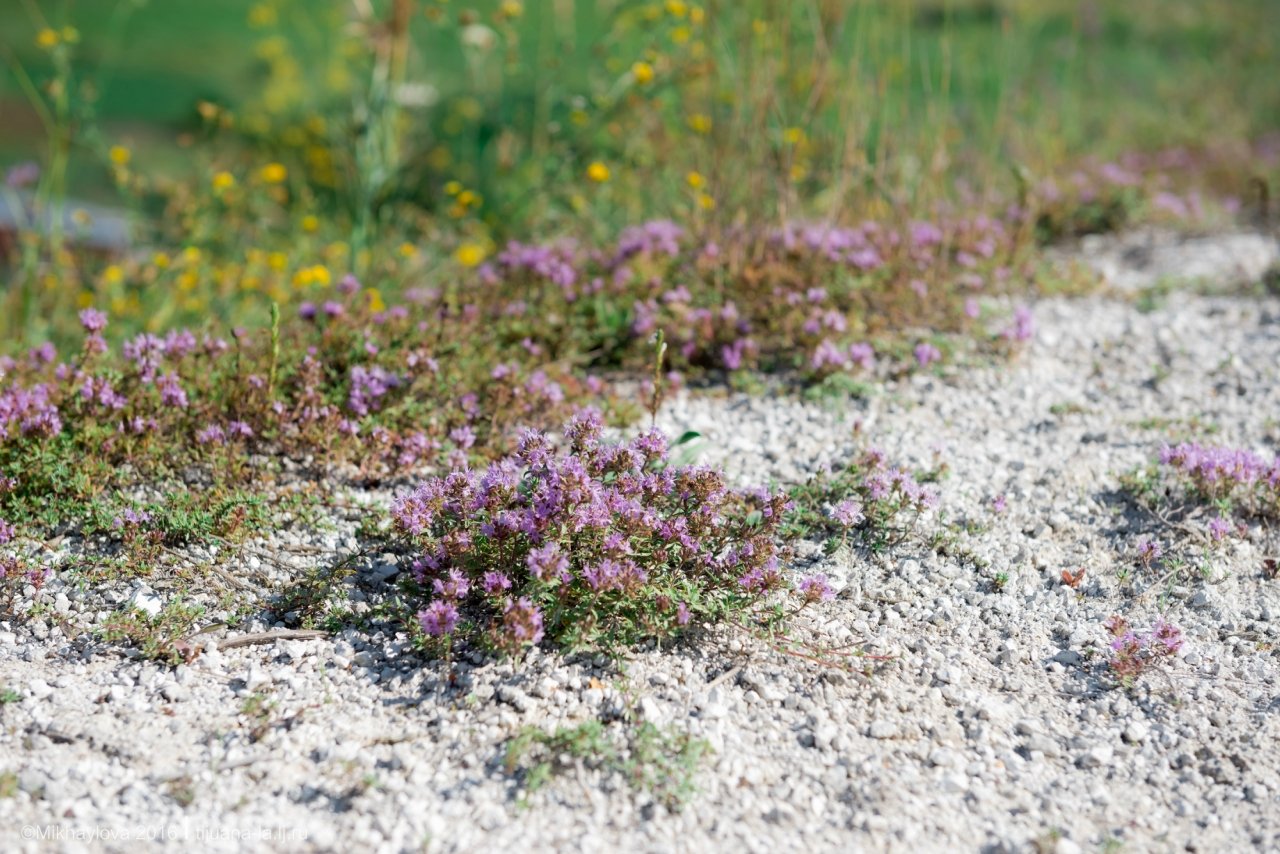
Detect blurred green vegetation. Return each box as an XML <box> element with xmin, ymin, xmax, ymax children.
<box><xmin>0</xmin><ymin>0</ymin><xmax>1276</xmax><ymax>341</ymax></box>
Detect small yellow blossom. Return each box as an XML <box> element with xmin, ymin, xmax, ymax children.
<box><xmin>109</xmin><ymin>145</ymin><xmax>131</xmax><ymax>166</ymax></box>
<box><xmin>301</xmin><ymin>215</ymin><xmax>319</xmax><ymax>233</ymax></box>
<box><xmin>182</xmin><ymin>246</ymin><xmax>202</xmax><ymax>264</ymax></box>
<box><xmin>367</xmin><ymin>288</ymin><xmax>387</xmax><ymax>313</ymax></box>
<box><xmin>752</xmin><ymin>19</ymin><xmax>767</xmax><ymax>35</ymax></box>
<box><xmin>586</xmin><ymin>161</ymin><xmax>611</xmax><ymax>183</ymax></box>
<box><xmin>178</xmin><ymin>271</ymin><xmax>199</xmax><ymax>292</ymax></box>
<box><xmin>248</xmin><ymin>3</ymin><xmax>277</xmax><ymax>28</ymax></box>
<box><xmin>783</xmin><ymin>126</ymin><xmax>806</xmax><ymax>145</ymax></box>
<box><xmin>687</xmin><ymin>113</ymin><xmax>712</xmax><ymax>134</ymax></box>
<box><xmin>152</xmin><ymin>252</ymin><xmax>171</xmax><ymax>270</ymax></box>
<box><xmin>61</xmin><ymin>27</ymin><xmax>80</xmax><ymax>43</ymax></box>
<box><xmin>455</xmin><ymin>243</ymin><xmax>487</xmax><ymax>267</ymax></box>
<box><xmin>570</xmin><ymin>109</ymin><xmax>589</xmax><ymax>127</ymax></box>
<box><xmin>399</xmin><ymin>242</ymin><xmax>418</xmax><ymax>258</ymax></box>
<box><xmin>690</xmin><ymin>6</ymin><xmax>705</xmax><ymax>24</ymax></box>
<box><xmin>697</xmin><ymin>192</ymin><xmax>715</xmax><ymax>210</ymax></box>
<box><xmin>77</xmin><ymin>291</ymin><xmax>94</xmax><ymax>309</ymax></box>
<box><xmin>102</xmin><ymin>265</ymin><xmax>124</xmax><ymax>286</ymax></box>
<box><xmin>268</xmin><ymin>251</ymin><xmax>288</xmax><ymax>271</ymax></box>
<box><xmin>444</xmin><ymin>180</ymin><xmax>463</xmax><ymax>196</ymax></box>
<box><xmin>260</xmin><ymin>162</ymin><xmax>288</xmax><ymax>184</ymax></box>
<box><xmin>312</xmin><ymin>264</ymin><xmax>331</xmax><ymax>286</ymax></box>
<box><xmin>789</xmin><ymin>163</ymin><xmax>809</xmax><ymax>182</ymax></box>
<box><xmin>631</xmin><ymin>61</ymin><xmax>655</xmax><ymax>85</ymax></box>
<box><xmin>457</xmin><ymin>189</ymin><xmax>478</xmax><ymax>207</ymax></box>
<box><xmin>686</xmin><ymin>171</ymin><xmax>705</xmax><ymax>189</ymax></box>
<box><xmin>212</xmin><ymin>171</ymin><xmax>236</xmax><ymax>191</ymax></box>
<box><xmin>665</xmin><ymin>0</ymin><xmax>688</xmax><ymax>18</ymax></box>
<box><xmin>36</xmin><ymin>29</ymin><xmax>59</xmax><ymax>49</ymax></box>
<box><xmin>670</xmin><ymin>26</ymin><xmax>691</xmax><ymax>44</ymax></box>
<box><xmin>292</xmin><ymin>267</ymin><xmax>314</xmax><ymax>288</ymax></box>
<box><xmin>500</xmin><ymin>1</ymin><xmax>524</xmax><ymax>18</ymax></box>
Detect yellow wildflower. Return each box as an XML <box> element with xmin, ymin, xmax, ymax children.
<box><xmin>444</xmin><ymin>180</ymin><xmax>463</xmax><ymax>196</ymax></box>
<box><xmin>260</xmin><ymin>162</ymin><xmax>288</xmax><ymax>184</ymax></box>
<box><xmin>687</xmin><ymin>113</ymin><xmax>712</xmax><ymax>134</ymax></box>
<box><xmin>671</xmin><ymin>26</ymin><xmax>691</xmax><ymax>44</ymax></box>
<box><xmin>152</xmin><ymin>252</ymin><xmax>171</xmax><ymax>270</ymax></box>
<box><xmin>367</xmin><ymin>288</ymin><xmax>387</xmax><ymax>313</ymax></box>
<box><xmin>783</xmin><ymin>126</ymin><xmax>806</xmax><ymax>145</ymax></box>
<box><xmin>690</xmin><ymin>6</ymin><xmax>705</xmax><ymax>24</ymax></box>
<box><xmin>697</xmin><ymin>192</ymin><xmax>715</xmax><ymax>210</ymax></box>
<box><xmin>102</xmin><ymin>265</ymin><xmax>124</xmax><ymax>286</ymax></box>
<box><xmin>268</xmin><ymin>252</ymin><xmax>288</xmax><ymax>271</ymax></box>
<box><xmin>686</xmin><ymin>171</ymin><xmax>705</xmax><ymax>189</ymax></box>
<box><xmin>212</xmin><ymin>171</ymin><xmax>236</xmax><ymax>191</ymax></box>
<box><xmin>500</xmin><ymin>1</ymin><xmax>524</xmax><ymax>18</ymax></box>
<box><xmin>399</xmin><ymin>242</ymin><xmax>418</xmax><ymax>258</ymax></box>
<box><xmin>455</xmin><ymin>243</ymin><xmax>487</xmax><ymax>267</ymax></box>
<box><xmin>301</xmin><ymin>215</ymin><xmax>319</xmax><ymax>233</ymax></box>
<box><xmin>36</xmin><ymin>29</ymin><xmax>59</xmax><ymax>49</ymax></box>
<box><xmin>109</xmin><ymin>146</ymin><xmax>131</xmax><ymax>166</ymax></box>
<box><xmin>457</xmin><ymin>189</ymin><xmax>478</xmax><ymax>207</ymax></box>
<box><xmin>61</xmin><ymin>27</ymin><xmax>80</xmax><ymax>44</ymax></box>
<box><xmin>586</xmin><ymin>161</ymin><xmax>611</xmax><ymax>183</ymax></box>
<box><xmin>182</xmin><ymin>246</ymin><xmax>202</xmax><ymax>264</ymax></box>
<box><xmin>665</xmin><ymin>0</ymin><xmax>688</xmax><ymax>18</ymax></box>
<box><xmin>632</xmin><ymin>61</ymin><xmax>655</xmax><ymax>85</ymax></box>
<box><xmin>248</xmin><ymin>3</ymin><xmax>277</xmax><ymax>28</ymax></box>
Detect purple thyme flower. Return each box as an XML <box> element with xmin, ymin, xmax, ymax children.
<box><xmin>156</xmin><ymin>372</ymin><xmax>188</xmax><ymax>408</ymax></box>
<box><xmin>501</xmin><ymin>596</ymin><xmax>545</xmax><ymax>648</ymax></box>
<box><xmin>1207</xmin><ymin>516</ymin><xmax>1232</xmax><ymax>541</ymax></box>
<box><xmin>432</xmin><ymin>568</ymin><xmax>471</xmax><ymax>600</ymax></box>
<box><xmin>675</xmin><ymin>601</ymin><xmax>691</xmax><ymax>627</ymax></box>
<box><xmin>0</xmin><ymin>518</ymin><xmax>14</xmax><ymax>545</ymax></box>
<box><xmin>526</xmin><ymin>542</ymin><xmax>568</xmax><ymax>582</ymax></box>
<box><xmin>798</xmin><ymin>573</ymin><xmax>835</xmax><ymax>603</ymax></box>
<box><xmin>112</xmin><ymin>508</ymin><xmax>152</xmax><ymax>529</ymax></box>
<box><xmin>830</xmin><ymin>499</ymin><xmax>865</xmax><ymax>527</ymax></box>
<box><xmin>482</xmin><ymin>571</ymin><xmax>512</xmax><ymax>594</ymax></box>
<box><xmin>1136</xmin><ymin>538</ymin><xmax>1163</xmax><ymax>563</ymax></box>
<box><xmin>418</xmin><ymin>600</ymin><xmax>460</xmax><ymax>636</ymax></box>
<box><xmin>914</xmin><ymin>342</ymin><xmax>942</xmax><ymax>367</ymax></box>
<box><xmin>79</xmin><ymin>308</ymin><xmax>108</xmax><ymax>334</ymax></box>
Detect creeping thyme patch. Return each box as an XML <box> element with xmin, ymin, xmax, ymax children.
<box><xmin>393</xmin><ymin>411</ymin><xmax>809</xmax><ymax>655</ymax></box>
<box><xmin>783</xmin><ymin>448</ymin><xmax>944</xmax><ymax>552</ymax></box>
<box><xmin>1121</xmin><ymin>442</ymin><xmax>1280</xmax><ymax>585</ymax></box>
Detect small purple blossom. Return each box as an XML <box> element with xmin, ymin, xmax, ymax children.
<box><xmin>914</xmin><ymin>342</ymin><xmax>942</xmax><ymax>367</ymax></box>
<box><xmin>482</xmin><ymin>572</ymin><xmax>512</xmax><ymax>594</ymax></box>
<box><xmin>798</xmin><ymin>573</ymin><xmax>835</xmax><ymax>603</ymax></box>
<box><xmin>830</xmin><ymin>499</ymin><xmax>865</xmax><ymax>527</ymax></box>
<box><xmin>418</xmin><ymin>600</ymin><xmax>460</xmax><ymax>637</ymax></box>
<box><xmin>79</xmin><ymin>308</ymin><xmax>108</xmax><ymax>334</ymax></box>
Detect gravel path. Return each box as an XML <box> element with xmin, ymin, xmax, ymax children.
<box><xmin>2</xmin><ymin>230</ymin><xmax>1279</xmax><ymax>853</ymax></box>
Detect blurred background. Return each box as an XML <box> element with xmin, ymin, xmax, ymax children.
<box><xmin>1</xmin><ymin>0</ymin><xmax>1278</xmax><ymax>339</ymax></box>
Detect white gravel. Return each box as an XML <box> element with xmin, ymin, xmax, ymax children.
<box><xmin>2</xmin><ymin>231</ymin><xmax>1280</xmax><ymax>853</ymax></box>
